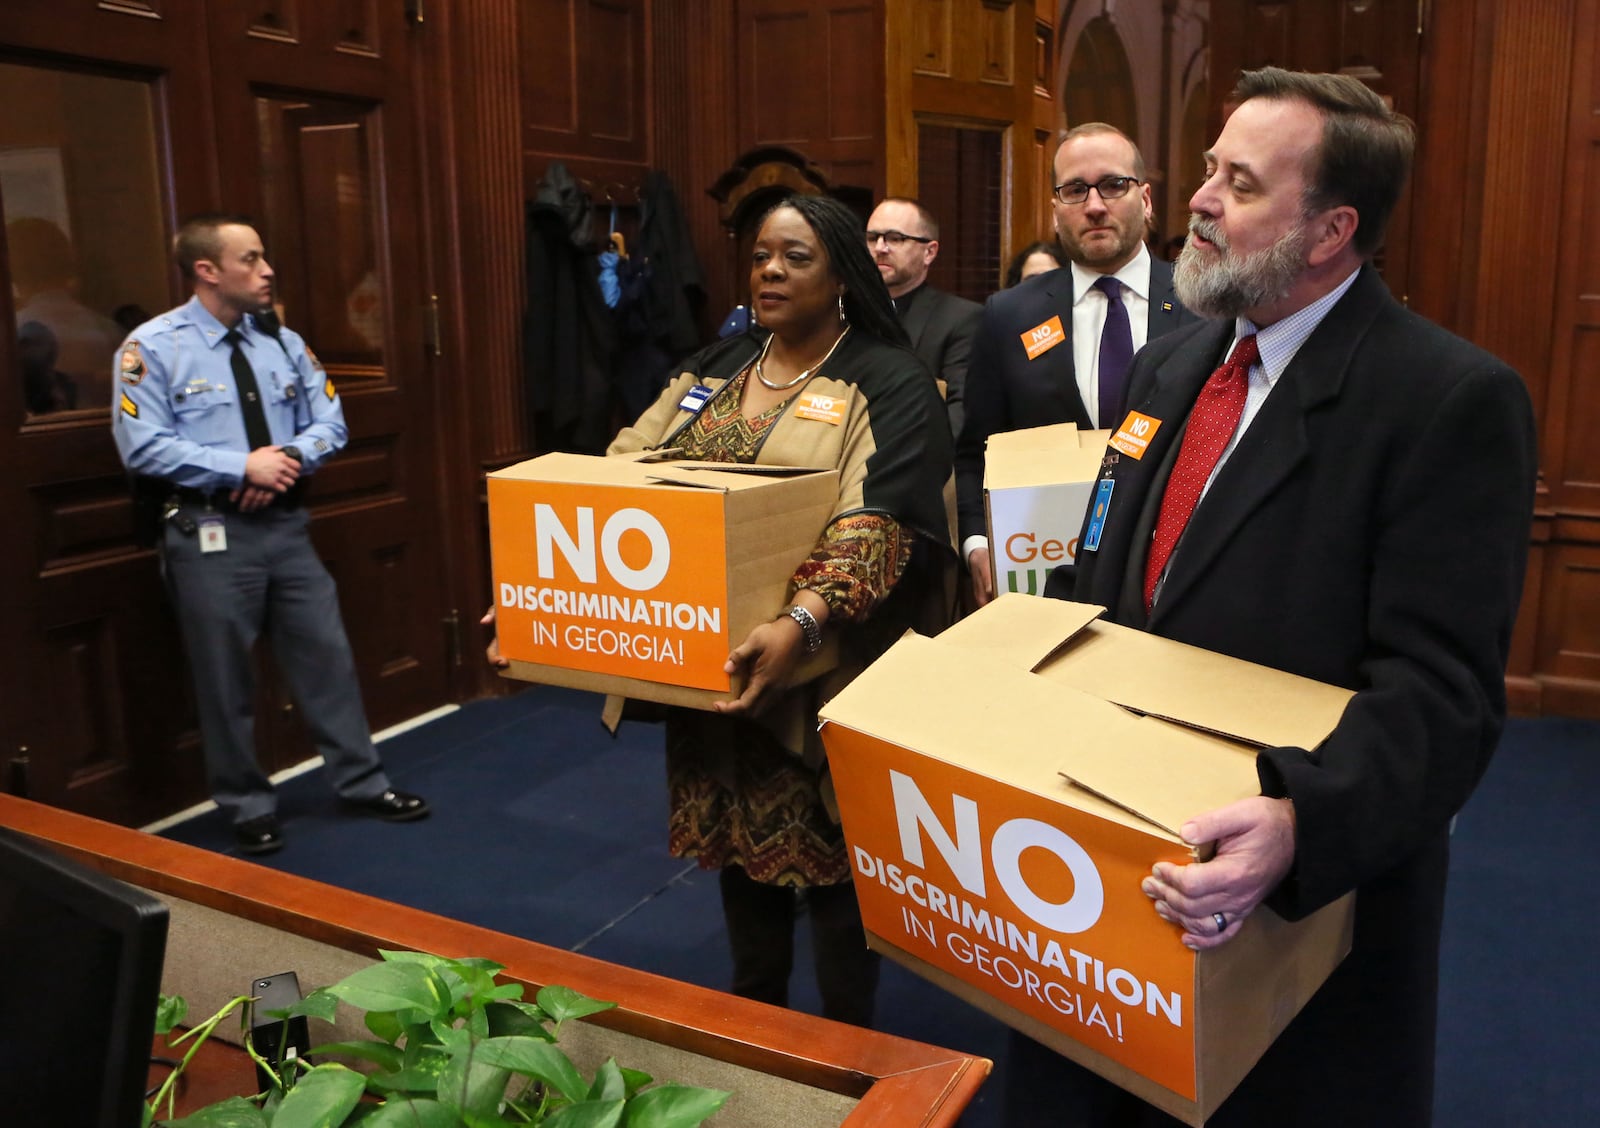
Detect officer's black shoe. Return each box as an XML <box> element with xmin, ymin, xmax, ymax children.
<box><xmin>344</xmin><ymin>788</ymin><xmax>431</xmax><ymax>823</ymax></box>
<box><xmin>235</xmin><ymin>814</ymin><xmax>284</xmax><ymax>856</ymax></box>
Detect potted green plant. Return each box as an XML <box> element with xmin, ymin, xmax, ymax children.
<box><xmin>146</xmin><ymin>949</ymin><xmax>730</xmax><ymax>1127</ymax></box>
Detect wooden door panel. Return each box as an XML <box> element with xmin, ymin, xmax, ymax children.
<box><xmin>210</xmin><ymin>5</ymin><xmax>447</xmax><ymax>773</ymax></box>
<box><xmin>0</xmin><ymin>2</ymin><xmax>216</xmax><ymax>822</ymax></box>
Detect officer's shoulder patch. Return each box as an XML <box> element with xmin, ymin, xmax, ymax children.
<box><xmin>324</xmin><ymin>375</ymin><xmax>337</xmax><ymax>402</ymax></box>
<box><xmin>119</xmin><ymin>391</ymin><xmax>139</xmax><ymax>418</ymax></box>
<box><xmin>119</xmin><ymin>340</ymin><xmax>146</xmax><ymax>384</ymax></box>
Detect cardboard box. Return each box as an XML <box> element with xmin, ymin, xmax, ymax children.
<box><xmin>489</xmin><ymin>451</ymin><xmax>839</xmax><ymax>709</ymax></box>
<box><xmin>983</xmin><ymin>424</ymin><xmax>1110</xmax><ymax>597</ymax></box>
<box><xmin>818</xmin><ymin>594</ymin><xmax>1357</xmax><ymax>1125</ymax></box>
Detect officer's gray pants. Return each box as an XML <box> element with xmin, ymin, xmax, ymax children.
<box><xmin>161</xmin><ymin>503</ymin><xmax>390</xmax><ymax>823</ymax></box>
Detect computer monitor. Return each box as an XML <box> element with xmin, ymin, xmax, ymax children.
<box><xmin>0</xmin><ymin>826</ymin><xmax>169</xmax><ymax>1127</ymax></box>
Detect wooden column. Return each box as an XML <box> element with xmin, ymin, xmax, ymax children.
<box><xmin>435</xmin><ymin>0</ymin><xmax>529</xmax><ymax>466</ymax></box>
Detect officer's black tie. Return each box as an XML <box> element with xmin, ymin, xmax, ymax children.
<box><xmin>225</xmin><ymin>329</ymin><xmax>273</xmax><ymax>450</ymax></box>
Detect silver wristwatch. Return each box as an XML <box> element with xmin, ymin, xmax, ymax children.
<box><xmin>783</xmin><ymin>604</ymin><xmax>823</xmax><ymax>654</ymax></box>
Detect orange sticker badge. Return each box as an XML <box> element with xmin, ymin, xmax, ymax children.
<box><xmin>119</xmin><ymin>340</ymin><xmax>145</xmax><ymax>384</ymax></box>
<box><xmin>1021</xmin><ymin>316</ymin><xmax>1067</xmax><ymax>361</ymax></box>
<box><xmin>794</xmin><ymin>391</ymin><xmax>846</xmax><ymax>425</ymax></box>
<box><xmin>1109</xmin><ymin>411</ymin><xmax>1162</xmax><ymax>459</ymax></box>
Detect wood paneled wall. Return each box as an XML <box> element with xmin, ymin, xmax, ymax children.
<box><xmin>1525</xmin><ymin>0</ymin><xmax>1600</xmax><ymax>716</ymax></box>
<box><xmin>1207</xmin><ymin>0</ymin><xmax>1600</xmax><ymax>719</ymax></box>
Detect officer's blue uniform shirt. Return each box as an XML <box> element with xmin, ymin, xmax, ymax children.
<box><xmin>111</xmin><ymin>295</ymin><xmax>347</xmax><ymax>490</ymax></box>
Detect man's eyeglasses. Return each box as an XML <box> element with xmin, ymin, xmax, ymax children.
<box><xmin>1052</xmin><ymin>175</ymin><xmax>1143</xmax><ymax>206</ymax></box>
<box><xmin>866</xmin><ymin>229</ymin><xmax>935</xmax><ymax>248</ymax></box>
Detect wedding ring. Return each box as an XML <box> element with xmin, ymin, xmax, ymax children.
<box><xmin>1213</xmin><ymin>912</ymin><xmax>1228</xmax><ymax>934</ymax></box>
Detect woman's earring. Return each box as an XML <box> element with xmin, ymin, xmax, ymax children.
<box><xmin>837</xmin><ymin>293</ymin><xmax>847</xmax><ymax>324</ymax></box>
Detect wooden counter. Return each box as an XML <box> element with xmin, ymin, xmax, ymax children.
<box><xmin>2</xmin><ymin>794</ymin><xmax>988</xmax><ymax>1126</ymax></box>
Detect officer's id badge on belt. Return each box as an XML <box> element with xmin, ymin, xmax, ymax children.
<box><xmin>198</xmin><ymin>515</ymin><xmax>227</xmax><ymax>554</ymax></box>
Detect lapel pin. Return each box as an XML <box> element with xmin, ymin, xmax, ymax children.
<box><xmin>1161</xmin><ymin>301</ymin><xmax>1173</xmax><ymax>312</ymax></box>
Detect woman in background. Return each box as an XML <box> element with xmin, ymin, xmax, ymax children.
<box><xmin>1004</xmin><ymin>240</ymin><xmax>1066</xmax><ymax>288</ymax></box>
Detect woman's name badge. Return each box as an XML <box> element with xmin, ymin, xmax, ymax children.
<box><xmin>794</xmin><ymin>392</ymin><xmax>845</xmax><ymax>425</ymax></box>
<box><xmin>678</xmin><ymin>384</ymin><xmax>713</xmax><ymax>411</ymax></box>
<box><xmin>198</xmin><ymin>515</ymin><xmax>228</xmax><ymax>554</ymax></box>
<box><xmin>1081</xmin><ymin>479</ymin><xmax>1114</xmax><ymax>553</ymax></box>
<box><xmin>1020</xmin><ymin>315</ymin><xmax>1066</xmax><ymax>360</ymax></box>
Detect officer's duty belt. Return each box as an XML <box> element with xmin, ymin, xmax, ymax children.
<box><xmin>163</xmin><ymin>480</ymin><xmax>305</xmax><ymax>512</ymax></box>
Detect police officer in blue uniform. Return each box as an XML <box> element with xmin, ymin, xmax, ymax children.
<box><xmin>112</xmin><ymin>213</ymin><xmax>428</xmax><ymax>855</ymax></box>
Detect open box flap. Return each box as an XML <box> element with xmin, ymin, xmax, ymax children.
<box><xmin>489</xmin><ymin>452</ymin><xmax>831</xmax><ymax>490</ymax></box>
<box><xmin>1055</xmin><ymin>716</ymin><xmax>1261</xmax><ymax>837</ymax></box>
<box><xmin>984</xmin><ymin>425</ymin><xmax>1111</xmax><ymax>490</ymax></box>
<box><xmin>1031</xmin><ymin>603</ymin><xmax>1354</xmax><ymax>751</ymax></box>
<box><xmin>937</xmin><ymin>593</ymin><xmax>1104</xmax><ymax>672</ymax></box>
<box><xmin>645</xmin><ymin>463</ymin><xmax>832</xmax><ymax>491</ymax></box>
<box><xmin>818</xmin><ymin>631</ymin><xmax>1261</xmax><ymax>838</ymax></box>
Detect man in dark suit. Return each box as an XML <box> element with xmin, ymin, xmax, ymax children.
<box><xmin>956</xmin><ymin>125</ymin><xmax>1196</xmax><ymax>605</ymax></box>
<box><xmin>1016</xmin><ymin>69</ymin><xmax>1537</xmax><ymax>1127</ymax></box>
<box><xmin>866</xmin><ymin>197</ymin><xmax>981</xmax><ymax>438</ymax></box>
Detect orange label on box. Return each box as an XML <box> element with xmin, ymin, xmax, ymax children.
<box><xmin>490</xmin><ymin>479</ymin><xmax>732</xmax><ymax>691</ymax></box>
<box><xmin>825</xmin><ymin>725</ymin><xmax>1199</xmax><ymax>1099</ymax></box>
<box><xmin>1109</xmin><ymin>411</ymin><xmax>1162</xmax><ymax>459</ymax></box>
<box><xmin>1021</xmin><ymin>316</ymin><xmax>1067</xmax><ymax>360</ymax></box>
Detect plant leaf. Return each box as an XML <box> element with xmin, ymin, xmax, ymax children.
<box><xmin>278</xmin><ymin>989</ymin><xmax>339</xmax><ymax>1025</ymax></box>
<box><xmin>535</xmin><ymin>985</ymin><xmax>616</xmax><ymax>1028</ymax></box>
<box><xmin>154</xmin><ymin>1095</ymin><xmax>269</xmax><ymax>1127</ymax></box>
<box><xmin>326</xmin><ymin>962</ymin><xmax>450</xmax><ymax>1018</ymax></box>
<box><xmin>306</xmin><ymin>1039</ymin><xmax>405</xmax><ymax>1072</ymax></box>
<box><xmin>354</xmin><ymin>1098</ymin><xmax>459</xmax><ymax>1128</ymax></box>
<box><xmin>545</xmin><ymin>1099</ymin><xmax>627</xmax><ymax>1128</ymax></box>
<box><xmin>484</xmin><ymin>1000</ymin><xmax>554</xmax><ymax>1040</ymax></box>
<box><xmin>470</xmin><ymin>1036</ymin><xmax>589</xmax><ymax>1103</ymax></box>
<box><xmin>268</xmin><ymin>1063</ymin><xmax>367</xmax><ymax>1127</ymax></box>
<box><xmin>377</xmin><ymin>949</ymin><xmax>443</xmax><ymax>967</ymax></box>
<box><xmin>588</xmin><ymin>1059</ymin><xmax>627</xmax><ymax>1102</ymax></box>
<box><xmin>364</xmin><ymin>1009</ymin><xmax>404</xmax><ymax>1044</ymax></box>
<box><xmin>435</xmin><ymin>1051</ymin><xmax>512</xmax><ymax>1120</ymax></box>
<box><xmin>155</xmin><ymin>994</ymin><xmax>188</xmax><ymax>1036</ymax></box>
<box><xmin>618</xmin><ymin>1067</ymin><xmax>653</xmax><ymax>1098</ymax></box>
<box><xmin>623</xmin><ymin>1084</ymin><xmax>731</xmax><ymax>1128</ymax></box>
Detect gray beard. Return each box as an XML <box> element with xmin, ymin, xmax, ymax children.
<box><xmin>1173</xmin><ymin>218</ymin><xmax>1307</xmax><ymax>320</ymax></box>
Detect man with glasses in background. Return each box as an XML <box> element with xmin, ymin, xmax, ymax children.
<box><xmin>865</xmin><ymin>197</ymin><xmax>981</xmax><ymax>438</ymax></box>
<box><xmin>955</xmin><ymin>124</ymin><xmax>1196</xmax><ymax>607</ymax></box>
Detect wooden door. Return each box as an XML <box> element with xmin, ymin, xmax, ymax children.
<box><xmin>0</xmin><ymin>1</ymin><xmax>220</xmax><ymax>825</ymax></box>
<box><xmin>204</xmin><ymin>4</ymin><xmax>452</xmax><ymax>779</ymax></box>
<box><xmin>0</xmin><ymin>1</ymin><xmax>452</xmax><ymax>825</ymax></box>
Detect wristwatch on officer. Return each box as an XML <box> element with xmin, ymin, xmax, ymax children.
<box><xmin>782</xmin><ymin>604</ymin><xmax>823</xmax><ymax>654</ymax></box>
<box><xmin>280</xmin><ymin>445</ymin><xmax>303</xmax><ymax>463</ymax></box>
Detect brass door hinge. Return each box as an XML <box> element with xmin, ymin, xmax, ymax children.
<box><xmin>425</xmin><ymin>293</ymin><xmax>442</xmax><ymax>357</ymax></box>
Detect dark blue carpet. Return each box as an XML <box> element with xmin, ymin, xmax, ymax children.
<box><xmin>160</xmin><ymin>689</ymin><xmax>1600</xmax><ymax>1127</ymax></box>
